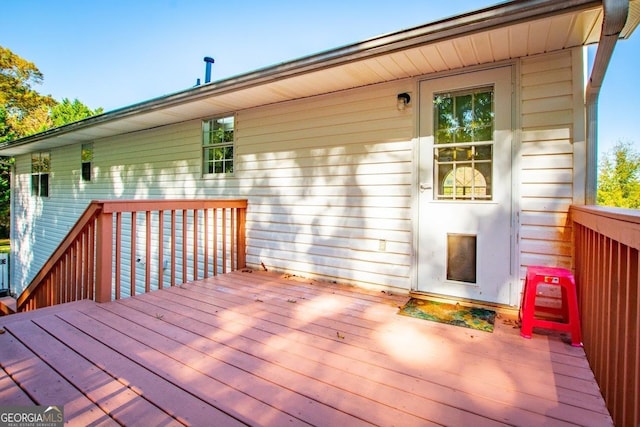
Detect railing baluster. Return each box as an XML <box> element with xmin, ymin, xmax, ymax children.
<box><xmin>88</xmin><ymin>221</ymin><xmax>95</xmax><ymax>301</ymax></box>
<box><xmin>68</xmin><ymin>242</ymin><xmax>73</xmax><ymax>301</ymax></box>
<box><xmin>61</xmin><ymin>252</ymin><xmax>68</xmax><ymax>303</ymax></box>
<box><xmin>80</xmin><ymin>229</ymin><xmax>87</xmax><ymax>299</ymax></box>
<box><xmin>204</xmin><ymin>208</ymin><xmax>209</xmax><ymax>278</ymax></box>
<box><xmin>115</xmin><ymin>212</ymin><xmax>122</xmax><ymax>300</ymax></box>
<box><xmin>74</xmin><ymin>238</ymin><xmax>81</xmax><ymax>300</ymax></box>
<box><xmin>49</xmin><ymin>268</ymin><xmax>55</xmax><ymax>306</ymax></box>
<box><xmin>158</xmin><ymin>210</ymin><xmax>164</xmax><ymax>290</ymax></box>
<box><xmin>231</xmin><ymin>208</ymin><xmax>236</xmax><ymax>271</ymax></box>
<box><xmin>237</xmin><ymin>206</ymin><xmax>246</xmax><ymax>270</ymax></box>
<box><xmin>171</xmin><ymin>209</ymin><xmax>176</xmax><ymax>287</ymax></box>
<box><xmin>182</xmin><ymin>209</ymin><xmax>188</xmax><ymax>284</ymax></box>
<box><xmin>66</xmin><ymin>250</ymin><xmax>72</xmax><ymax>302</ymax></box>
<box><xmin>131</xmin><ymin>212</ymin><xmax>137</xmax><ymax>297</ymax></box>
<box><xmin>213</xmin><ymin>208</ymin><xmax>218</xmax><ymax>276</ymax></box>
<box><xmin>16</xmin><ymin>200</ymin><xmax>247</xmax><ymax>313</ymax></box>
<box><xmin>193</xmin><ymin>209</ymin><xmax>198</xmax><ymax>281</ymax></box>
<box><xmin>222</xmin><ymin>208</ymin><xmax>227</xmax><ymax>274</ymax></box>
<box><xmin>145</xmin><ymin>210</ymin><xmax>151</xmax><ymax>293</ymax></box>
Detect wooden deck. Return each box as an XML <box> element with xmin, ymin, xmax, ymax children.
<box><xmin>0</xmin><ymin>270</ymin><xmax>612</xmax><ymax>426</ymax></box>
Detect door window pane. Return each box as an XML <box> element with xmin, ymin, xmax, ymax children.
<box><xmin>433</xmin><ymin>87</ymin><xmax>494</xmax><ymax>200</ymax></box>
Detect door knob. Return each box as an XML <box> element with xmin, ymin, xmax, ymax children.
<box><xmin>419</xmin><ymin>183</ymin><xmax>432</xmax><ymax>192</ymax></box>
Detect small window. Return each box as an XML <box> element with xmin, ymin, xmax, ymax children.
<box><xmin>31</xmin><ymin>152</ymin><xmax>50</xmax><ymax>197</ymax></box>
<box><xmin>202</xmin><ymin>116</ymin><xmax>234</xmax><ymax>175</ymax></box>
<box><xmin>81</xmin><ymin>143</ymin><xmax>93</xmax><ymax>181</ymax></box>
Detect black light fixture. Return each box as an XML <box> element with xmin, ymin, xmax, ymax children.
<box><xmin>397</xmin><ymin>92</ymin><xmax>411</xmax><ymax>110</ymax></box>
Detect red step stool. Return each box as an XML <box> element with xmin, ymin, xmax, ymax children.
<box><xmin>520</xmin><ymin>266</ymin><xmax>582</xmax><ymax>347</ymax></box>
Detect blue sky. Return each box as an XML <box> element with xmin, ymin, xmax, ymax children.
<box><xmin>3</xmin><ymin>1</ymin><xmax>638</xmax><ymax>157</ymax></box>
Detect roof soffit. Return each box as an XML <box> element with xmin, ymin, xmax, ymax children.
<box><xmin>0</xmin><ymin>0</ymin><xmax>621</xmax><ymax>156</ymax></box>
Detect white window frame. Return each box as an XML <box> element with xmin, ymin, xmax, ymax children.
<box><xmin>81</xmin><ymin>143</ymin><xmax>93</xmax><ymax>182</ymax></box>
<box><xmin>202</xmin><ymin>115</ymin><xmax>235</xmax><ymax>176</ymax></box>
<box><xmin>31</xmin><ymin>152</ymin><xmax>50</xmax><ymax>197</ymax></box>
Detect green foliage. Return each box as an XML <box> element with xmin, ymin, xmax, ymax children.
<box><xmin>0</xmin><ymin>46</ymin><xmax>49</xmax><ymax>109</ymax></box>
<box><xmin>0</xmin><ymin>46</ymin><xmax>56</xmax><ymax>141</ymax></box>
<box><xmin>597</xmin><ymin>140</ymin><xmax>640</xmax><ymax>208</ymax></box>
<box><xmin>0</xmin><ymin>107</ymin><xmax>11</xmax><ymax>143</ymax></box>
<box><xmin>0</xmin><ymin>45</ymin><xmax>104</xmax><ymax>238</ymax></box>
<box><xmin>1</xmin><ymin>45</ymin><xmax>103</xmax><ymax>141</ymax></box>
<box><xmin>50</xmin><ymin>98</ymin><xmax>103</xmax><ymax>127</ymax></box>
<box><xmin>0</xmin><ymin>159</ymin><xmax>11</xmax><ymax>237</ymax></box>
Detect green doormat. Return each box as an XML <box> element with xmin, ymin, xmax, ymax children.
<box><xmin>398</xmin><ymin>298</ymin><xmax>496</xmax><ymax>333</ymax></box>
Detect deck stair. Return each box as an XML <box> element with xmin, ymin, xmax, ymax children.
<box><xmin>0</xmin><ymin>296</ymin><xmax>16</xmax><ymax>315</ymax></box>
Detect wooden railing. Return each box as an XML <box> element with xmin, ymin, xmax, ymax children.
<box><xmin>17</xmin><ymin>199</ymin><xmax>247</xmax><ymax>312</ymax></box>
<box><xmin>570</xmin><ymin>205</ymin><xmax>639</xmax><ymax>427</ymax></box>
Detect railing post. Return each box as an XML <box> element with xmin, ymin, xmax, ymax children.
<box><xmin>95</xmin><ymin>210</ymin><xmax>113</xmax><ymax>303</ymax></box>
<box><xmin>237</xmin><ymin>207</ymin><xmax>247</xmax><ymax>269</ymax></box>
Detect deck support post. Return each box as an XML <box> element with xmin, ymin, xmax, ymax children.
<box><xmin>95</xmin><ymin>210</ymin><xmax>113</xmax><ymax>303</ymax></box>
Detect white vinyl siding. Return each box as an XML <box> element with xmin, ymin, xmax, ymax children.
<box><xmin>518</xmin><ymin>49</ymin><xmax>584</xmax><ymax>271</ymax></box>
<box><xmin>13</xmin><ymin>146</ymin><xmax>89</xmax><ymax>290</ymax></box>
<box><xmin>236</xmin><ymin>82</ymin><xmax>414</xmax><ymax>289</ymax></box>
<box><xmin>11</xmin><ymin>81</ymin><xmax>415</xmax><ymax>293</ymax></box>
<box><xmin>11</xmin><ymin>122</ymin><xmax>206</xmax><ymax>291</ymax></box>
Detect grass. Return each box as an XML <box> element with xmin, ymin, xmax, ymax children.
<box><xmin>0</xmin><ymin>239</ymin><xmax>9</xmax><ymax>254</ymax></box>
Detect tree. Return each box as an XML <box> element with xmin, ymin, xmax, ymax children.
<box><xmin>0</xmin><ymin>157</ymin><xmax>11</xmax><ymax>237</ymax></box>
<box><xmin>1</xmin><ymin>46</ymin><xmax>102</xmax><ymax>140</ymax></box>
<box><xmin>597</xmin><ymin>140</ymin><xmax>640</xmax><ymax>208</ymax></box>
<box><xmin>0</xmin><ymin>46</ymin><xmax>56</xmax><ymax>142</ymax></box>
<box><xmin>50</xmin><ymin>98</ymin><xmax>103</xmax><ymax>127</ymax></box>
<box><xmin>0</xmin><ymin>46</ymin><xmax>103</xmax><ymax>238</ymax></box>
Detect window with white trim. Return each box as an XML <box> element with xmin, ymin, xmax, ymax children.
<box><xmin>31</xmin><ymin>152</ymin><xmax>50</xmax><ymax>197</ymax></box>
<box><xmin>81</xmin><ymin>143</ymin><xmax>93</xmax><ymax>181</ymax></box>
<box><xmin>202</xmin><ymin>116</ymin><xmax>234</xmax><ymax>175</ymax></box>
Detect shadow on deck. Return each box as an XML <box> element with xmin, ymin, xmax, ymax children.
<box><xmin>0</xmin><ymin>270</ymin><xmax>612</xmax><ymax>426</ymax></box>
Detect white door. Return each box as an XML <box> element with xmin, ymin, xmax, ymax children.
<box><xmin>417</xmin><ymin>67</ymin><xmax>515</xmax><ymax>305</ymax></box>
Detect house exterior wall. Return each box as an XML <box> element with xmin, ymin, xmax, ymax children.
<box><xmin>9</xmin><ymin>48</ymin><xmax>586</xmax><ymax>301</ymax></box>
<box><xmin>518</xmin><ymin>48</ymin><xmax>585</xmax><ymax>274</ymax></box>
<box><xmin>238</xmin><ymin>82</ymin><xmax>415</xmax><ymax>289</ymax></box>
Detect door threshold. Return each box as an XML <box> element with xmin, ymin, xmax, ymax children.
<box><xmin>409</xmin><ymin>290</ymin><xmax>519</xmax><ymax>320</ymax></box>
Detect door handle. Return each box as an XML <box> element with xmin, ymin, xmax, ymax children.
<box><xmin>419</xmin><ymin>183</ymin><xmax>432</xmax><ymax>192</ymax></box>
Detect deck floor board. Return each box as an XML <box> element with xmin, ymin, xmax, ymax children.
<box><xmin>0</xmin><ymin>270</ymin><xmax>613</xmax><ymax>426</ymax></box>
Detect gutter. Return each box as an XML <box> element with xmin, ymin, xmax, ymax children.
<box><xmin>0</xmin><ymin>0</ymin><xmax>602</xmax><ymax>154</ymax></box>
<box><xmin>585</xmin><ymin>0</ymin><xmax>629</xmax><ymax>204</ymax></box>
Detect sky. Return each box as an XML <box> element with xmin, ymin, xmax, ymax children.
<box><xmin>3</xmin><ymin>0</ymin><xmax>639</xmax><ymax>157</ymax></box>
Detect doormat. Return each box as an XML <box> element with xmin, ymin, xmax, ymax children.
<box><xmin>398</xmin><ymin>298</ymin><xmax>496</xmax><ymax>333</ymax></box>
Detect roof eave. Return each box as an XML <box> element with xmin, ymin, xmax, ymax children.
<box><xmin>0</xmin><ymin>0</ymin><xmax>605</xmax><ymax>155</ymax></box>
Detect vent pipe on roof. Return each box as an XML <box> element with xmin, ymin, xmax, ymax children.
<box><xmin>204</xmin><ymin>56</ymin><xmax>215</xmax><ymax>84</ymax></box>
<box><xmin>585</xmin><ymin>0</ymin><xmax>629</xmax><ymax>205</ymax></box>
